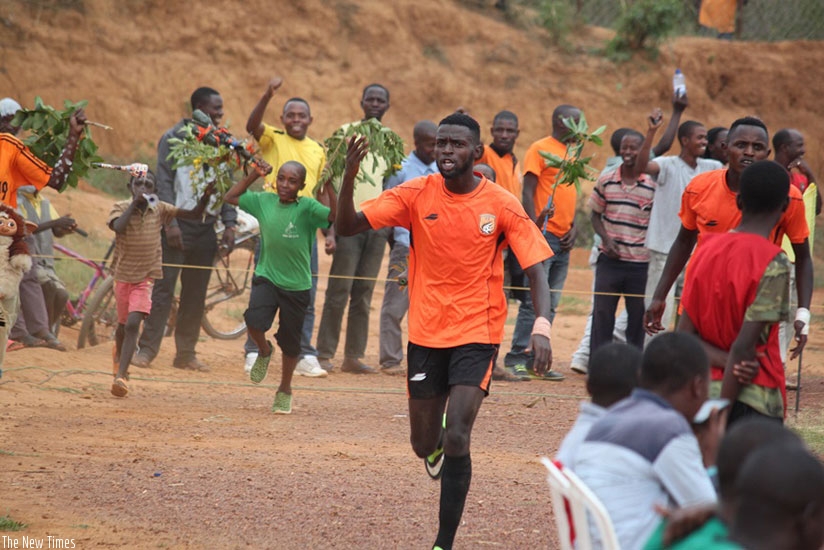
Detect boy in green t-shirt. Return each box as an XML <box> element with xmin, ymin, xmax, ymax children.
<box><xmin>224</xmin><ymin>160</ymin><xmax>336</xmax><ymax>414</ymax></box>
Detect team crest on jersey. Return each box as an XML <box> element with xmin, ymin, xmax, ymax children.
<box><xmin>479</xmin><ymin>213</ymin><xmax>496</xmax><ymax>235</ymax></box>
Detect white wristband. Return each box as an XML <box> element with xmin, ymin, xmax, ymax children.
<box><xmin>796</xmin><ymin>307</ymin><xmax>811</xmax><ymax>336</ymax></box>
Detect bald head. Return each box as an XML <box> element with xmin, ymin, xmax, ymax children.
<box><xmin>413</xmin><ymin>120</ymin><xmax>437</xmax><ymax>165</ymax></box>
<box><xmin>474</xmin><ymin>163</ymin><xmax>496</xmax><ymax>182</ymax></box>
<box><xmin>413</xmin><ymin>120</ymin><xmax>437</xmax><ymax>141</ymax></box>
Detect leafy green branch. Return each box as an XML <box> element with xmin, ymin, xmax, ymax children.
<box><xmin>166</xmin><ymin>124</ymin><xmax>236</xmax><ymax>201</ymax></box>
<box><xmin>538</xmin><ymin>112</ymin><xmax>605</xmax><ymax>232</ymax></box>
<box><xmin>11</xmin><ymin>97</ymin><xmax>103</xmax><ymax>190</ymax></box>
<box><xmin>321</xmin><ymin>119</ymin><xmax>405</xmax><ymax>191</ymax></box>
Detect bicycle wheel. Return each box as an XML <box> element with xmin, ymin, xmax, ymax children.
<box><xmin>200</xmin><ymin>236</ymin><xmax>257</xmax><ymax>340</ymax></box>
<box><xmin>77</xmin><ymin>275</ymin><xmax>117</xmax><ymax>349</ymax></box>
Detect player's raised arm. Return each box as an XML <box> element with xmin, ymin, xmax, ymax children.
<box><xmin>334</xmin><ymin>136</ymin><xmax>373</xmax><ymax>236</ymax></box>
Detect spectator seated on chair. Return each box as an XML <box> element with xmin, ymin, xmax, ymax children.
<box><xmin>556</xmin><ymin>342</ymin><xmax>641</xmax><ymax>467</ymax></box>
<box><xmin>573</xmin><ymin>332</ymin><xmax>720</xmax><ymax>549</ymax></box>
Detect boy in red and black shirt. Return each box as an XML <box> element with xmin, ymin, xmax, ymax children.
<box><xmin>678</xmin><ymin>160</ymin><xmax>791</xmax><ymax>424</ymax></box>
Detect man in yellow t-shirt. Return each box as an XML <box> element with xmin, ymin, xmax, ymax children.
<box><xmin>244</xmin><ymin>76</ymin><xmax>329</xmax><ymax>378</ymax></box>
<box><xmin>503</xmin><ymin>104</ymin><xmax>582</xmax><ymax>381</ymax></box>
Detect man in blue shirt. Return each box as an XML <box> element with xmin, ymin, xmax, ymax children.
<box><xmin>378</xmin><ymin>120</ymin><xmax>437</xmax><ymax>375</ymax></box>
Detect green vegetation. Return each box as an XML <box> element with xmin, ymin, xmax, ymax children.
<box><xmin>790</xmin><ymin>412</ymin><xmax>824</xmax><ymax>457</ymax></box>
<box><xmin>538</xmin><ymin>112</ymin><xmax>605</xmax><ymax>197</ymax></box>
<box><xmin>11</xmin><ymin>97</ymin><xmax>103</xmax><ymax>191</ymax></box>
<box><xmin>166</xmin><ymin>125</ymin><xmax>238</xmax><ymax>201</ymax></box>
<box><xmin>321</xmin><ymin>119</ymin><xmax>405</xmax><ymax>191</ymax></box>
<box><xmin>559</xmin><ymin>292</ymin><xmax>591</xmax><ymax>316</ymax></box>
<box><xmin>536</xmin><ymin>0</ymin><xmax>574</xmax><ymax>48</ymax></box>
<box><xmin>0</xmin><ymin>513</ymin><xmax>27</xmax><ymax>532</ymax></box>
<box><xmin>605</xmin><ymin>0</ymin><xmax>684</xmax><ymax>61</ymax></box>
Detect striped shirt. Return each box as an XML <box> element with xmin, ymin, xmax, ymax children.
<box><xmin>108</xmin><ymin>200</ymin><xmax>180</xmax><ymax>283</ymax></box>
<box><xmin>588</xmin><ymin>167</ymin><xmax>656</xmax><ymax>263</ymax></box>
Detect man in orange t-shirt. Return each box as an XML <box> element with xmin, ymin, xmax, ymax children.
<box><xmin>0</xmin><ymin>98</ymin><xmax>87</xmax><ymax>208</ymax></box>
<box><xmin>476</xmin><ymin>110</ymin><xmax>522</xmax><ymax>199</ymax></box>
<box><xmin>503</xmin><ymin>103</ymin><xmax>581</xmax><ymax>380</ymax></box>
<box><xmin>646</xmin><ymin>117</ymin><xmax>813</xmax><ymax>361</ymax></box>
<box><xmin>336</xmin><ymin>113</ymin><xmax>553</xmax><ymax>550</ymax></box>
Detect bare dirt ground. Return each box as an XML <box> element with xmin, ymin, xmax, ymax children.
<box><xmin>2</xmin><ymin>239</ymin><xmax>824</xmax><ymax>549</ymax></box>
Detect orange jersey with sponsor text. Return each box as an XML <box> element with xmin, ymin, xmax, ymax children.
<box><xmin>361</xmin><ymin>174</ymin><xmax>553</xmax><ymax>348</ymax></box>
<box><xmin>523</xmin><ymin>136</ymin><xmax>577</xmax><ymax>237</ymax></box>
<box><xmin>680</xmin><ymin>168</ymin><xmax>809</xmax><ymax>247</ymax></box>
<box><xmin>476</xmin><ymin>145</ymin><xmax>522</xmax><ymax>199</ymax></box>
<box><xmin>0</xmin><ymin>133</ymin><xmax>52</xmax><ymax>208</ymax></box>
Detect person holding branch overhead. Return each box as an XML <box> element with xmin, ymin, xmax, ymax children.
<box><xmin>335</xmin><ymin>113</ymin><xmax>554</xmax><ymax>550</ymax></box>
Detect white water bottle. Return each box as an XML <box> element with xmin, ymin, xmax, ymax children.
<box><xmin>673</xmin><ymin>69</ymin><xmax>686</xmax><ymax>98</ymax></box>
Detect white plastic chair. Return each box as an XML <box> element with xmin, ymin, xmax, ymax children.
<box><xmin>540</xmin><ymin>457</ymin><xmax>621</xmax><ymax>550</ymax></box>
<box><xmin>541</xmin><ymin>457</ymin><xmax>575</xmax><ymax>550</ymax></box>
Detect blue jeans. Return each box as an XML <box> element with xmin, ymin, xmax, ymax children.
<box><xmin>504</xmin><ymin>232</ymin><xmax>570</xmax><ymax>367</ymax></box>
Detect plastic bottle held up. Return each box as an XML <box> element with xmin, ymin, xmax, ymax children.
<box><xmin>673</xmin><ymin>69</ymin><xmax>687</xmax><ymax>98</ymax></box>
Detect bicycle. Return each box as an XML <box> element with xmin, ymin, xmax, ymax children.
<box><xmin>77</xmin><ymin>223</ymin><xmax>259</xmax><ymax>348</ymax></box>
<box><xmin>52</xmin><ymin>240</ymin><xmax>114</xmax><ymax>345</ymax></box>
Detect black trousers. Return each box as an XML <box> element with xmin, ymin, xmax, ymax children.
<box><xmin>137</xmin><ymin>220</ymin><xmax>217</xmax><ymax>363</ymax></box>
<box><xmin>590</xmin><ymin>254</ymin><xmax>648</xmax><ymax>356</ymax></box>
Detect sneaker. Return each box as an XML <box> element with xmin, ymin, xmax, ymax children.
<box><xmin>529</xmin><ymin>369</ymin><xmax>565</xmax><ymax>381</ymax></box>
<box><xmin>425</xmin><ymin>413</ymin><xmax>447</xmax><ymax>480</ymax></box>
<box><xmin>341</xmin><ymin>358</ymin><xmax>378</xmax><ymax>374</ymax></box>
<box><xmin>244</xmin><ymin>352</ymin><xmax>258</xmax><ymax>374</ymax></box>
<box><xmin>272</xmin><ymin>391</ymin><xmax>293</xmax><ymax>414</ymax></box>
<box><xmin>295</xmin><ymin>356</ymin><xmax>328</xmax><ymax>378</ymax></box>
<box><xmin>131</xmin><ymin>352</ymin><xmax>152</xmax><ymax>369</ymax></box>
<box><xmin>570</xmin><ymin>362</ymin><xmax>588</xmax><ymax>375</ymax></box>
<box><xmin>508</xmin><ymin>364</ymin><xmax>532</xmax><ymax>381</ymax></box>
<box><xmin>425</xmin><ymin>447</ymin><xmax>444</xmax><ymax>480</ymax></box>
<box><xmin>492</xmin><ymin>364</ymin><xmax>523</xmax><ymax>382</ymax></box>
<box><xmin>249</xmin><ymin>342</ymin><xmax>273</xmax><ymax>384</ymax></box>
<box><xmin>111</xmin><ymin>377</ymin><xmax>129</xmax><ymax>397</ymax></box>
<box><xmin>318</xmin><ymin>358</ymin><xmax>334</xmax><ymax>373</ymax></box>
<box><xmin>381</xmin><ymin>364</ymin><xmax>406</xmax><ymax>376</ymax></box>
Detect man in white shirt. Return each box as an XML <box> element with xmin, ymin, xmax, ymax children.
<box><xmin>641</xmin><ymin>121</ymin><xmax>722</xmax><ymax>332</ymax></box>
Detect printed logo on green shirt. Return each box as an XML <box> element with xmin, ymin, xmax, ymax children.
<box><xmin>283</xmin><ymin>221</ymin><xmax>299</xmax><ymax>239</ymax></box>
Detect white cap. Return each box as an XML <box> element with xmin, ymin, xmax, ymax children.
<box><xmin>0</xmin><ymin>98</ymin><xmax>22</xmax><ymax>117</ymax></box>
